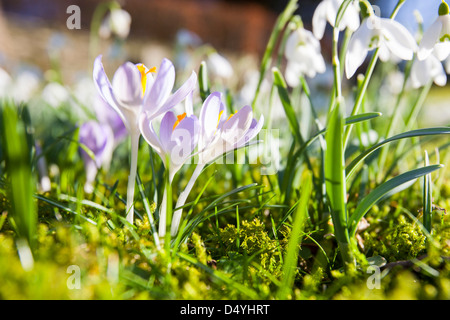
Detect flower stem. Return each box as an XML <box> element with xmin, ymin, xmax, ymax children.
<box><xmin>171</xmin><ymin>163</ymin><xmax>205</xmax><ymax>237</ymax></box>
<box><xmin>126</xmin><ymin>130</ymin><xmax>139</xmax><ymax>224</ymax></box>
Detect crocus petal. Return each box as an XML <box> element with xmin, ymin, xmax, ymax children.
<box><xmin>151</xmin><ymin>71</ymin><xmax>197</xmax><ymax>120</ymax></box>
<box><xmin>345</xmin><ymin>19</ymin><xmax>372</xmax><ymax>78</ymax></box>
<box><xmin>418</xmin><ymin>19</ymin><xmax>442</xmax><ymax>60</ymax></box>
<box><xmin>199</xmin><ymin>91</ymin><xmax>224</xmax><ymax>147</ymax></box>
<box><xmin>144</xmin><ymin>58</ymin><xmax>175</xmax><ymax>114</ymax></box>
<box><xmin>111</xmin><ymin>61</ymin><xmax>142</xmax><ymax>106</ymax></box>
<box><xmin>221</xmin><ymin>105</ymin><xmax>253</xmax><ymax>146</ymax></box>
<box><xmin>170</xmin><ymin>115</ymin><xmax>199</xmax><ymax>171</ymax></box>
<box><xmin>236</xmin><ymin>115</ymin><xmax>264</xmax><ymax>148</ymax></box>
<box><xmin>93</xmin><ymin>55</ymin><xmax>128</xmax><ymax>127</ymax></box>
<box><xmin>159</xmin><ymin>111</ymin><xmax>177</xmax><ymax>154</ymax></box>
<box><xmin>139</xmin><ymin>113</ymin><xmax>164</xmax><ymax>157</ymax></box>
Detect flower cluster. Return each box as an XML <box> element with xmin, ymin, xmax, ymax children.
<box><xmin>82</xmin><ymin>54</ymin><xmax>263</xmax><ymax>237</ymax></box>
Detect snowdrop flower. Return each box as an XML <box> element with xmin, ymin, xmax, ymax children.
<box><xmin>140</xmin><ymin>109</ymin><xmax>200</xmax><ymax>236</ymax></box>
<box><xmin>410</xmin><ymin>52</ymin><xmax>447</xmax><ymax>88</ymax></box>
<box><xmin>417</xmin><ymin>1</ymin><xmax>450</xmax><ymax>61</ymax></box>
<box><xmin>206</xmin><ymin>51</ymin><xmax>234</xmax><ymax>79</ymax></box>
<box><xmin>170</xmin><ymin>92</ymin><xmax>264</xmax><ymax>236</ymax></box>
<box><xmin>345</xmin><ymin>7</ymin><xmax>417</xmax><ymax>78</ymax></box>
<box><xmin>99</xmin><ymin>8</ymin><xmax>132</xmax><ymax>40</ymax></box>
<box><xmin>93</xmin><ymin>55</ymin><xmax>196</xmax><ymax>223</ymax></box>
<box><xmin>79</xmin><ymin>121</ymin><xmax>115</xmax><ymax>194</ymax></box>
<box><xmin>284</xmin><ymin>26</ymin><xmax>326</xmax><ymax>86</ymax></box>
<box><xmin>312</xmin><ymin>0</ymin><xmax>360</xmax><ymax>40</ymax></box>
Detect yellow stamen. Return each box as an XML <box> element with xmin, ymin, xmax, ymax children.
<box><xmin>217</xmin><ymin>110</ymin><xmax>224</xmax><ymax>127</ymax></box>
<box><xmin>137</xmin><ymin>64</ymin><xmax>157</xmax><ymax>96</ymax></box>
<box><xmin>173</xmin><ymin>113</ymin><xmax>187</xmax><ymax>130</ymax></box>
<box><xmin>226</xmin><ymin>111</ymin><xmax>237</xmax><ymax>122</ymax></box>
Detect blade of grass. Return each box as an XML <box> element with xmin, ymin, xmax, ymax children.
<box><xmin>346</xmin><ymin>127</ymin><xmax>450</xmax><ymax>182</ymax></box>
<box><xmin>1</xmin><ymin>101</ymin><xmax>37</xmax><ymax>248</ymax></box>
<box><xmin>422</xmin><ymin>151</ymin><xmax>432</xmax><ymax>233</ymax></box>
<box><xmin>324</xmin><ymin>99</ymin><xmax>353</xmax><ymax>266</ymax></box>
<box><xmin>277</xmin><ymin>171</ymin><xmax>312</xmax><ymax>299</ymax></box>
<box><xmin>348</xmin><ymin>164</ymin><xmax>443</xmax><ymax>236</ymax></box>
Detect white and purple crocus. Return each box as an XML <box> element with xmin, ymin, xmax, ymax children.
<box><xmin>93</xmin><ymin>54</ymin><xmax>197</xmax><ymax>224</ymax></box>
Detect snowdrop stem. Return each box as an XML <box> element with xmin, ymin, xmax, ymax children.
<box><xmin>126</xmin><ymin>130</ymin><xmax>139</xmax><ymax>224</ymax></box>
<box><xmin>342</xmin><ymin>48</ymin><xmax>380</xmax><ymax>149</ymax></box>
<box><xmin>171</xmin><ymin>163</ymin><xmax>205</xmax><ymax>237</ymax></box>
<box><xmin>342</xmin><ymin>0</ymin><xmax>406</xmax><ymax>149</ymax></box>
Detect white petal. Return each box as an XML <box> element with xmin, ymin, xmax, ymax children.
<box><xmin>434</xmin><ymin>41</ymin><xmax>450</xmax><ymax>60</ymax></box>
<box><xmin>380</xmin><ymin>19</ymin><xmax>417</xmax><ymax>61</ymax></box>
<box><xmin>312</xmin><ymin>1</ymin><xmax>329</xmax><ymax>39</ymax></box>
<box><xmin>345</xmin><ymin>19</ymin><xmax>372</xmax><ymax>78</ymax></box>
<box><xmin>418</xmin><ymin>19</ymin><xmax>442</xmax><ymax>60</ymax></box>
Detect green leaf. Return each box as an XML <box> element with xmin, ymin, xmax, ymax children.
<box><xmin>325</xmin><ymin>101</ymin><xmax>349</xmax><ymax>245</ymax></box>
<box><xmin>346</xmin><ymin>127</ymin><xmax>450</xmax><ymax>182</ymax></box>
<box><xmin>422</xmin><ymin>151</ymin><xmax>433</xmax><ymax>233</ymax></box>
<box><xmin>277</xmin><ymin>171</ymin><xmax>312</xmax><ymax>299</ymax></box>
<box><xmin>0</xmin><ymin>100</ymin><xmax>37</xmax><ymax>247</ymax></box>
<box><xmin>198</xmin><ymin>61</ymin><xmax>210</xmax><ymax>102</ymax></box>
<box><xmin>349</xmin><ymin>164</ymin><xmax>443</xmax><ymax>236</ymax></box>
<box><xmin>272</xmin><ymin>67</ymin><xmax>303</xmax><ymax>144</ymax></box>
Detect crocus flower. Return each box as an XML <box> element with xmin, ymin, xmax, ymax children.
<box><xmin>170</xmin><ymin>92</ymin><xmax>264</xmax><ymax>236</ymax></box>
<box><xmin>140</xmin><ymin>109</ymin><xmax>200</xmax><ymax>236</ymax></box>
<box><xmin>312</xmin><ymin>0</ymin><xmax>360</xmax><ymax>40</ymax></box>
<box><xmin>417</xmin><ymin>1</ymin><xmax>450</xmax><ymax>61</ymax></box>
<box><xmin>284</xmin><ymin>26</ymin><xmax>326</xmax><ymax>86</ymax></box>
<box><xmin>345</xmin><ymin>12</ymin><xmax>417</xmax><ymax>78</ymax></box>
<box><xmin>79</xmin><ymin>121</ymin><xmax>115</xmax><ymax>193</ymax></box>
<box><xmin>410</xmin><ymin>52</ymin><xmax>447</xmax><ymax>88</ymax></box>
<box><xmin>93</xmin><ymin>55</ymin><xmax>196</xmax><ymax>223</ymax></box>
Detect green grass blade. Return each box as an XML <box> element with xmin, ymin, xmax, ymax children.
<box><xmin>423</xmin><ymin>151</ymin><xmax>433</xmax><ymax>233</ymax></box>
<box><xmin>349</xmin><ymin>164</ymin><xmax>443</xmax><ymax>236</ymax></box>
<box><xmin>277</xmin><ymin>171</ymin><xmax>312</xmax><ymax>299</ymax></box>
<box><xmin>325</xmin><ymin>101</ymin><xmax>349</xmax><ymax>245</ymax></box>
<box><xmin>346</xmin><ymin>127</ymin><xmax>450</xmax><ymax>182</ymax></box>
<box><xmin>198</xmin><ymin>61</ymin><xmax>210</xmax><ymax>102</ymax></box>
<box><xmin>0</xmin><ymin>101</ymin><xmax>37</xmax><ymax>247</ymax></box>
<box><xmin>272</xmin><ymin>67</ymin><xmax>303</xmax><ymax>144</ymax></box>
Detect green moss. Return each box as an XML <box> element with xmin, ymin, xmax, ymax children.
<box><xmin>364</xmin><ymin>215</ymin><xmax>426</xmax><ymax>262</ymax></box>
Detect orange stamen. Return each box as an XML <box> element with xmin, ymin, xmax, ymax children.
<box><xmin>173</xmin><ymin>113</ymin><xmax>187</xmax><ymax>130</ymax></box>
<box><xmin>137</xmin><ymin>64</ymin><xmax>157</xmax><ymax>96</ymax></box>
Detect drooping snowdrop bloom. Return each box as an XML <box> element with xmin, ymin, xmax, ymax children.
<box><xmin>345</xmin><ymin>9</ymin><xmax>417</xmax><ymax>79</ymax></box>
<box><xmin>79</xmin><ymin>121</ymin><xmax>115</xmax><ymax>193</ymax></box>
<box><xmin>93</xmin><ymin>55</ymin><xmax>196</xmax><ymax>223</ymax></box>
<box><xmin>312</xmin><ymin>0</ymin><xmax>360</xmax><ymax>40</ymax></box>
<box><xmin>206</xmin><ymin>51</ymin><xmax>234</xmax><ymax>79</ymax></box>
<box><xmin>417</xmin><ymin>1</ymin><xmax>450</xmax><ymax>61</ymax></box>
<box><xmin>410</xmin><ymin>52</ymin><xmax>447</xmax><ymax>88</ymax></box>
<box><xmin>170</xmin><ymin>92</ymin><xmax>264</xmax><ymax>236</ymax></box>
<box><xmin>140</xmin><ymin>109</ymin><xmax>200</xmax><ymax>236</ymax></box>
<box><xmin>99</xmin><ymin>8</ymin><xmax>132</xmax><ymax>40</ymax></box>
<box><xmin>284</xmin><ymin>26</ymin><xmax>326</xmax><ymax>86</ymax></box>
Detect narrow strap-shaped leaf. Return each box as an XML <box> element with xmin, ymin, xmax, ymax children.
<box><xmin>349</xmin><ymin>164</ymin><xmax>443</xmax><ymax>236</ymax></box>
<box><xmin>346</xmin><ymin>127</ymin><xmax>450</xmax><ymax>182</ymax></box>
<box><xmin>272</xmin><ymin>67</ymin><xmax>304</xmax><ymax>144</ymax></box>
<box><xmin>325</xmin><ymin>100</ymin><xmax>350</xmax><ymax>246</ymax></box>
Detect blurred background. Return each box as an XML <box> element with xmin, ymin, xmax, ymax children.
<box><xmin>0</xmin><ymin>0</ymin><xmax>448</xmax><ymax>124</ymax></box>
